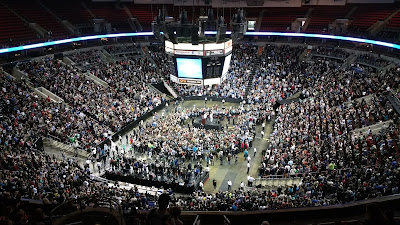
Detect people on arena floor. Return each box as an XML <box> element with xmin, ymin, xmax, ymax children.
<box><xmin>0</xmin><ymin>43</ymin><xmax>399</xmax><ymax>225</ymax></box>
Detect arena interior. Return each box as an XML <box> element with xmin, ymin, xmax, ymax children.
<box><xmin>0</xmin><ymin>0</ymin><xmax>400</xmax><ymax>224</ymax></box>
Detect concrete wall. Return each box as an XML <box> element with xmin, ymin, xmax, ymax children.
<box><xmin>3</xmin><ymin>70</ymin><xmax>16</xmax><ymax>80</ymax></box>
<box><xmin>84</xmin><ymin>72</ymin><xmax>109</xmax><ymax>87</ymax></box>
<box><xmin>12</xmin><ymin>68</ymin><xmax>27</xmax><ymax>80</ymax></box>
<box><xmin>36</xmin><ymin>87</ymin><xmax>64</xmax><ymax>103</ymax></box>
<box><xmin>63</xmin><ymin>56</ymin><xmax>75</xmax><ymax>65</ymax></box>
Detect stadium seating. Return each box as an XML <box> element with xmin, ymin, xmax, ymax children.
<box><xmin>127</xmin><ymin>4</ymin><xmax>160</xmax><ymax>31</ymax></box>
<box><xmin>348</xmin><ymin>4</ymin><xmax>396</xmax><ymax>33</ymax></box>
<box><xmin>42</xmin><ymin>0</ymin><xmax>92</xmax><ymax>25</ymax></box>
<box><xmin>6</xmin><ymin>1</ymin><xmax>70</xmax><ymax>39</ymax></box>
<box><xmin>87</xmin><ymin>2</ymin><xmax>132</xmax><ymax>32</ymax></box>
<box><xmin>0</xmin><ymin>2</ymin><xmax>400</xmax><ymax>45</ymax></box>
<box><xmin>386</xmin><ymin>10</ymin><xmax>400</xmax><ymax>29</ymax></box>
<box><xmin>260</xmin><ymin>7</ymin><xmax>309</xmax><ymax>31</ymax></box>
<box><xmin>306</xmin><ymin>6</ymin><xmax>352</xmax><ymax>33</ymax></box>
<box><xmin>0</xmin><ymin>5</ymin><xmax>38</xmax><ymax>46</ymax></box>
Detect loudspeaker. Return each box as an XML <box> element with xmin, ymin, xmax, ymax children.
<box><xmin>54</xmin><ymin>53</ymin><xmax>63</xmax><ymax>60</ymax></box>
<box><xmin>180</xmin><ymin>10</ymin><xmax>188</xmax><ymax>25</ymax></box>
<box><xmin>182</xmin><ymin>25</ymin><xmax>191</xmax><ymax>37</ymax></box>
<box><xmin>165</xmin><ymin>26</ymin><xmax>177</xmax><ymax>44</ymax></box>
<box><xmin>191</xmin><ymin>26</ymin><xmax>199</xmax><ymax>45</ymax></box>
<box><xmin>216</xmin><ymin>26</ymin><xmax>226</xmax><ymax>43</ymax></box>
<box><xmin>152</xmin><ymin>22</ymin><xmax>164</xmax><ymax>41</ymax></box>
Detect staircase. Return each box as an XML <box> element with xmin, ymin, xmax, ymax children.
<box><xmin>81</xmin><ymin>1</ymin><xmax>96</xmax><ymax>19</ymax></box>
<box><xmin>147</xmin><ymin>83</ymin><xmax>171</xmax><ymax>100</ymax></box>
<box><xmin>142</xmin><ymin>45</ymin><xmax>179</xmax><ymax>98</ymax></box>
<box><xmin>244</xmin><ymin>58</ymin><xmax>260</xmax><ymax>99</ymax></box>
<box><xmin>345</xmin><ymin>6</ymin><xmax>358</xmax><ymax>19</ymax></box>
<box><xmin>344</xmin><ymin>53</ymin><xmax>358</xmax><ymax>66</ymax></box>
<box><xmin>299</xmin><ymin>48</ymin><xmax>309</xmax><ymax>61</ymax></box>
<box><xmin>43</xmin><ymin>136</ymin><xmax>89</xmax><ymax>158</ymax></box>
<box><xmin>370</xmin><ymin>8</ymin><xmax>400</xmax><ymax>35</ymax></box>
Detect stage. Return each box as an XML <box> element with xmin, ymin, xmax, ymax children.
<box><xmin>192</xmin><ymin>117</ymin><xmax>222</xmax><ymax>130</ymax></box>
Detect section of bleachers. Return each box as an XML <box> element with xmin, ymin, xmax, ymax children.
<box><xmin>127</xmin><ymin>4</ymin><xmax>160</xmax><ymax>31</ymax></box>
<box><xmin>386</xmin><ymin>10</ymin><xmax>400</xmax><ymax>29</ymax></box>
<box><xmin>42</xmin><ymin>0</ymin><xmax>92</xmax><ymax>25</ymax></box>
<box><xmin>348</xmin><ymin>4</ymin><xmax>396</xmax><ymax>33</ymax></box>
<box><xmin>6</xmin><ymin>0</ymin><xmax>70</xmax><ymax>39</ymax></box>
<box><xmin>87</xmin><ymin>2</ymin><xmax>131</xmax><ymax>32</ymax></box>
<box><xmin>0</xmin><ymin>5</ymin><xmax>38</xmax><ymax>46</ymax></box>
<box><xmin>306</xmin><ymin>6</ymin><xmax>352</xmax><ymax>33</ymax></box>
<box><xmin>260</xmin><ymin>7</ymin><xmax>309</xmax><ymax>31</ymax></box>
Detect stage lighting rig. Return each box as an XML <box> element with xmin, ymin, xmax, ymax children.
<box><xmin>152</xmin><ymin>8</ymin><xmax>230</xmax><ymax>45</ymax></box>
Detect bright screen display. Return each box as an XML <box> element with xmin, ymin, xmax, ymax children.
<box><xmin>222</xmin><ymin>54</ymin><xmax>232</xmax><ymax>76</ymax></box>
<box><xmin>176</xmin><ymin>58</ymin><xmax>203</xmax><ymax>79</ymax></box>
<box><xmin>248</xmin><ymin>21</ymin><xmax>256</xmax><ymax>30</ymax></box>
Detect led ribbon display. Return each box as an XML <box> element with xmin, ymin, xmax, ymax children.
<box><xmin>0</xmin><ymin>31</ymin><xmax>399</xmax><ymax>54</ymax></box>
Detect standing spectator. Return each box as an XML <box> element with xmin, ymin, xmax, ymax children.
<box><xmin>240</xmin><ymin>182</ymin><xmax>245</xmax><ymax>190</ymax></box>
<box><xmin>170</xmin><ymin>207</ymin><xmax>183</xmax><ymax>225</ymax></box>
<box><xmin>146</xmin><ymin>194</ymin><xmax>173</xmax><ymax>225</ymax></box>
<box><xmin>248</xmin><ymin>176</ymin><xmax>255</xmax><ymax>187</ymax></box>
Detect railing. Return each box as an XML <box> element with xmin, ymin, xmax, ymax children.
<box><xmin>50</xmin><ymin>196</ymin><xmax>123</xmax><ymax>225</ymax></box>
<box><xmin>223</xmin><ymin>215</ymin><xmax>231</xmax><ymax>225</ymax></box>
<box><xmin>193</xmin><ymin>215</ymin><xmax>200</xmax><ymax>225</ymax></box>
<box><xmin>45</xmin><ymin>133</ymin><xmax>89</xmax><ymax>158</ymax></box>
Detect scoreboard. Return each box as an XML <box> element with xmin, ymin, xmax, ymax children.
<box><xmin>165</xmin><ymin>39</ymin><xmax>233</xmax><ymax>86</ymax></box>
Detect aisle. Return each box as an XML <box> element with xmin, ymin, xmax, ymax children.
<box><xmin>203</xmin><ymin>120</ymin><xmax>272</xmax><ymax>193</ymax></box>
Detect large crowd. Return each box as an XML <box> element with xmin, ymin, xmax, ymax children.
<box><xmin>17</xmin><ymin>54</ymin><xmax>165</xmax><ymax>137</ymax></box>
<box><xmin>356</xmin><ymin>54</ymin><xmax>391</xmax><ymax>68</ymax></box>
<box><xmin>311</xmin><ymin>46</ymin><xmax>350</xmax><ymax>59</ymax></box>
<box><xmin>0</xmin><ymin>42</ymin><xmax>400</xmax><ymax>225</ymax></box>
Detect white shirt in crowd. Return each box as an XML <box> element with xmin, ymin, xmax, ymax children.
<box><xmin>248</xmin><ymin>176</ymin><xmax>255</xmax><ymax>182</ymax></box>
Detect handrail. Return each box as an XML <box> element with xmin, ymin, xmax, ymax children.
<box><xmin>192</xmin><ymin>215</ymin><xmax>200</xmax><ymax>225</ymax></box>
<box><xmin>223</xmin><ymin>215</ymin><xmax>231</xmax><ymax>225</ymax></box>
<box><xmin>50</xmin><ymin>195</ymin><xmax>122</xmax><ymax>223</ymax></box>
<box><xmin>47</xmin><ymin>133</ymin><xmax>62</xmax><ymax>143</ymax></box>
<box><xmin>177</xmin><ymin>194</ymin><xmax>400</xmax><ymax>215</ymax></box>
<box><xmin>45</xmin><ymin>133</ymin><xmax>87</xmax><ymax>154</ymax></box>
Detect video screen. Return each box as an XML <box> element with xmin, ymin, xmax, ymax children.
<box><xmin>221</xmin><ymin>54</ymin><xmax>232</xmax><ymax>76</ymax></box>
<box><xmin>176</xmin><ymin>58</ymin><xmax>203</xmax><ymax>79</ymax></box>
<box><xmin>248</xmin><ymin>21</ymin><xmax>256</xmax><ymax>30</ymax></box>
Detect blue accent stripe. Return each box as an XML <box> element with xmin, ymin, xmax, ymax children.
<box><xmin>0</xmin><ymin>31</ymin><xmax>399</xmax><ymax>54</ymax></box>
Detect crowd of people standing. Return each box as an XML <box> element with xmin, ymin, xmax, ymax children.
<box><xmin>0</xmin><ymin>42</ymin><xmax>399</xmax><ymax>225</ymax></box>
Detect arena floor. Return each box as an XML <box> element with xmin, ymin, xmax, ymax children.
<box><xmin>45</xmin><ymin>100</ymin><xmax>272</xmax><ymax>193</ymax></box>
